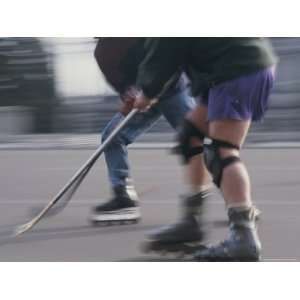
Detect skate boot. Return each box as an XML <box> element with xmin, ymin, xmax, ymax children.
<box><xmin>90</xmin><ymin>183</ymin><xmax>140</xmax><ymax>226</ymax></box>
<box><xmin>219</xmin><ymin>205</ymin><xmax>261</xmax><ymax>227</ymax></box>
<box><xmin>253</xmin><ymin>206</ymin><xmax>262</xmax><ymax>220</ymax></box>
<box><xmin>194</xmin><ymin>206</ymin><xmax>261</xmax><ymax>261</ymax></box>
<box><xmin>142</xmin><ymin>190</ymin><xmax>210</xmax><ymax>257</ymax></box>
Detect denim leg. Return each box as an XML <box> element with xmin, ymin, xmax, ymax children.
<box><xmin>102</xmin><ymin>88</ymin><xmax>196</xmax><ymax>188</ymax></box>
<box><xmin>159</xmin><ymin>88</ymin><xmax>196</xmax><ymax>130</ymax></box>
<box><xmin>101</xmin><ymin>107</ymin><xmax>162</xmax><ymax>188</ymax></box>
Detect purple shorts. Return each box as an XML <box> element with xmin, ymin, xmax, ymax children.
<box><xmin>200</xmin><ymin>67</ymin><xmax>276</xmax><ymax>121</ymax></box>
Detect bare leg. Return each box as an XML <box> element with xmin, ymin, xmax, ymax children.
<box><xmin>209</xmin><ymin>119</ymin><xmax>251</xmax><ymax>208</ymax></box>
<box><xmin>195</xmin><ymin>119</ymin><xmax>261</xmax><ymax>261</ymax></box>
<box><xmin>143</xmin><ymin>105</ymin><xmax>212</xmax><ymax>254</ymax></box>
<box><xmin>185</xmin><ymin>105</ymin><xmax>211</xmax><ymax>192</ymax></box>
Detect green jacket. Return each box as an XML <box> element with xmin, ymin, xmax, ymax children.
<box><xmin>136</xmin><ymin>37</ymin><xmax>278</xmax><ymax>99</ymax></box>
<box><xmin>94</xmin><ymin>37</ymin><xmax>187</xmax><ymax>99</ymax></box>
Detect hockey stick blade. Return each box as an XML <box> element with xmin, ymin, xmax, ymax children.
<box><xmin>13</xmin><ymin>109</ymin><xmax>138</xmax><ymax>237</ymax></box>
<box><xmin>27</xmin><ymin>163</ymin><xmax>91</xmax><ymax>219</ymax></box>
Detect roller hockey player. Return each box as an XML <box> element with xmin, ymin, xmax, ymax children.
<box><xmin>90</xmin><ymin>38</ymin><xmax>196</xmax><ymax>225</ymax></box>
<box><xmin>134</xmin><ymin>38</ymin><xmax>277</xmax><ymax>261</ymax></box>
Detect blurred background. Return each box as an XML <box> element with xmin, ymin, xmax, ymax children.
<box><xmin>0</xmin><ymin>37</ymin><xmax>300</xmax><ymax>148</ymax></box>
<box><xmin>0</xmin><ymin>38</ymin><xmax>299</xmax><ymax>262</ymax></box>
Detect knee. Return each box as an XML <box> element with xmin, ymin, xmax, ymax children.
<box><xmin>219</xmin><ymin>147</ymin><xmax>240</xmax><ymax>159</ymax></box>
<box><xmin>203</xmin><ymin>139</ymin><xmax>241</xmax><ymax>188</ymax></box>
<box><xmin>101</xmin><ymin>125</ymin><xmax>113</xmax><ymax>144</ymax></box>
<box><xmin>173</xmin><ymin>119</ymin><xmax>206</xmax><ymax>164</ymax></box>
<box><xmin>101</xmin><ymin>123</ymin><xmax>130</xmax><ymax>146</ymax></box>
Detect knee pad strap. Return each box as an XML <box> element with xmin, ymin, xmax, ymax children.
<box><xmin>173</xmin><ymin>119</ymin><xmax>205</xmax><ymax>164</ymax></box>
<box><xmin>204</xmin><ymin>139</ymin><xmax>241</xmax><ymax>187</ymax></box>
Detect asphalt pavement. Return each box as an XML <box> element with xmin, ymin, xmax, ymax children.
<box><xmin>0</xmin><ymin>147</ymin><xmax>299</xmax><ymax>261</ymax></box>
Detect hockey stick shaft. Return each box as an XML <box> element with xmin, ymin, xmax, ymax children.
<box><xmin>14</xmin><ymin>109</ymin><xmax>139</xmax><ymax>236</ymax></box>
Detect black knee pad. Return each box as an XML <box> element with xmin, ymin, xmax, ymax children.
<box><xmin>173</xmin><ymin>119</ymin><xmax>205</xmax><ymax>164</ymax></box>
<box><xmin>203</xmin><ymin>139</ymin><xmax>241</xmax><ymax>187</ymax></box>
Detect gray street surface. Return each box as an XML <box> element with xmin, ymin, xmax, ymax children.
<box><xmin>0</xmin><ymin>147</ymin><xmax>299</xmax><ymax>261</ymax></box>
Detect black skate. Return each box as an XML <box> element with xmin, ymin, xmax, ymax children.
<box><xmin>90</xmin><ymin>184</ymin><xmax>140</xmax><ymax>226</ymax></box>
<box><xmin>142</xmin><ymin>190</ymin><xmax>210</xmax><ymax>257</ymax></box>
<box><xmin>194</xmin><ymin>206</ymin><xmax>261</xmax><ymax>262</ymax></box>
<box><xmin>213</xmin><ymin>205</ymin><xmax>261</xmax><ymax>228</ymax></box>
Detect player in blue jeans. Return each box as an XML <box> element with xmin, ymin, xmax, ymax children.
<box><xmin>90</xmin><ymin>38</ymin><xmax>196</xmax><ymax>224</ymax></box>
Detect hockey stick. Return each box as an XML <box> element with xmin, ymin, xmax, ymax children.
<box><xmin>28</xmin><ymin>161</ymin><xmax>92</xmax><ymax>219</ymax></box>
<box><xmin>14</xmin><ymin>108</ymin><xmax>139</xmax><ymax>237</ymax></box>
<box><xmin>27</xmin><ymin>151</ymin><xmax>96</xmax><ymax>219</ymax></box>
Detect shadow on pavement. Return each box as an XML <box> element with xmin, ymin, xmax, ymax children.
<box><xmin>0</xmin><ymin>223</ymin><xmax>158</xmax><ymax>248</ymax></box>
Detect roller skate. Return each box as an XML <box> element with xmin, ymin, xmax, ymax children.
<box><xmin>194</xmin><ymin>206</ymin><xmax>261</xmax><ymax>262</ymax></box>
<box><xmin>90</xmin><ymin>183</ymin><xmax>140</xmax><ymax>226</ymax></box>
<box><xmin>142</xmin><ymin>190</ymin><xmax>210</xmax><ymax>257</ymax></box>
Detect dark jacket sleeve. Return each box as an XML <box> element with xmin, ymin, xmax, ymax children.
<box><xmin>136</xmin><ymin>38</ymin><xmax>190</xmax><ymax>99</ymax></box>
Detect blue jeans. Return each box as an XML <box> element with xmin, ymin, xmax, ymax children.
<box><xmin>101</xmin><ymin>88</ymin><xmax>196</xmax><ymax>187</ymax></box>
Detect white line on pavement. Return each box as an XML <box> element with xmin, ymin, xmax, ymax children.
<box><xmin>0</xmin><ymin>199</ymin><xmax>300</xmax><ymax>205</ymax></box>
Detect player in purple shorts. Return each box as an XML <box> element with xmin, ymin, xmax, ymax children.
<box><xmin>134</xmin><ymin>38</ymin><xmax>277</xmax><ymax>261</ymax></box>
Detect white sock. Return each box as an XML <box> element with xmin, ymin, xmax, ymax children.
<box><xmin>189</xmin><ymin>184</ymin><xmax>212</xmax><ymax>195</ymax></box>
<box><xmin>227</xmin><ymin>201</ymin><xmax>252</xmax><ymax>210</ymax></box>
